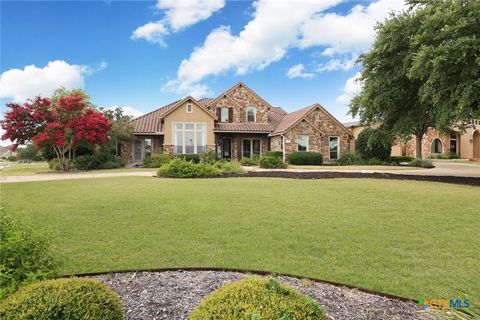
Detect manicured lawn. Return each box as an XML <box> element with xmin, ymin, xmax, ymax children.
<box><xmin>287</xmin><ymin>165</ymin><xmax>421</xmax><ymax>170</ymax></box>
<box><xmin>0</xmin><ymin>162</ymin><xmax>154</xmax><ymax>176</ymax></box>
<box><xmin>1</xmin><ymin>177</ymin><xmax>478</xmax><ymax>314</ymax></box>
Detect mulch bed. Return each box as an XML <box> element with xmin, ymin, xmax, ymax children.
<box><xmin>219</xmin><ymin>171</ymin><xmax>480</xmax><ymax>186</ymax></box>
<box><xmin>92</xmin><ymin>270</ymin><xmax>437</xmax><ymax>320</ymax></box>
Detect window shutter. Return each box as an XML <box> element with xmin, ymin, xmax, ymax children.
<box><xmin>217</xmin><ymin>108</ymin><xmax>221</xmax><ymax>120</ymax></box>
<box><xmin>228</xmin><ymin>108</ymin><xmax>233</xmax><ymax>123</ymax></box>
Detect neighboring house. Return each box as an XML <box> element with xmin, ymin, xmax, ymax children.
<box><xmin>121</xmin><ymin>82</ymin><xmax>352</xmax><ymax>164</ymax></box>
<box><xmin>344</xmin><ymin>120</ymin><xmax>480</xmax><ymax>159</ymax></box>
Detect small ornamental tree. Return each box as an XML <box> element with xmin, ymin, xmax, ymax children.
<box><xmin>1</xmin><ymin>89</ymin><xmax>111</xmax><ymax>171</ymax></box>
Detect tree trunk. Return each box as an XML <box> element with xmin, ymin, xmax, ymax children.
<box><xmin>415</xmin><ymin>134</ymin><xmax>423</xmax><ymax>159</ymax></box>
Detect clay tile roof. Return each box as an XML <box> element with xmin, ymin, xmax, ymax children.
<box><xmin>271</xmin><ymin>104</ymin><xmax>317</xmax><ymax>135</ymax></box>
<box><xmin>343</xmin><ymin>121</ymin><xmax>361</xmax><ymax>127</ymax></box>
<box><xmin>130</xmin><ymin>100</ymin><xmax>182</xmax><ymax>134</ymax></box>
<box><xmin>198</xmin><ymin>98</ymin><xmax>213</xmax><ymax>107</ymax></box>
<box><xmin>214</xmin><ymin>123</ymin><xmax>276</xmax><ymax>133</ymax></box>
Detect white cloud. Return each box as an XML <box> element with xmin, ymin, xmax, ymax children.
<box><xmin>316</xmin><ymin>53</ymin><xmax>358</xmax><ymax>72</ymax></box>
<box><xmin>0</xmin><ymin>60</ymin><xmax>104</xmax><ymax>102</ymax></box>
<box><xmin>337</xmin><ymin>72</ymin><xmax>362</xmax><ymax>105</ymax></box>
<box><xmin>132</xmin><ymin>0</ymin><xmax>225</xmax><ymax>46</ymax></box>
<box><xmin>162</xmin><ymin>79</ymin><xmax>211</xmax><ymax>98</ymax></box>
<box><xmin>107</xmin><ymin>106</ymin><xmax>144</xmax><ymax>118</ymax></box>
<box><xmin>286</xmin><ymin>64</ymin><xmax>314</xmax><ymax>79</ymax></box>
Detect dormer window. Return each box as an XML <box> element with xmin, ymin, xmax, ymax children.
<box><xmin>247</xmin><ymin>106</ymin><xmax>256</xmax><ymax>123</ymax></box>
<box><xmin>221</xmin><ymin>107</ymin><xmax>229</xmax><ymax>122</ymax></box>
<box><xmin>186</xmin><ymin>104</ymin><xmax>193</xmax><ymax>113</ymax></box>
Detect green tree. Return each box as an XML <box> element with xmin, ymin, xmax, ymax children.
<box><xmin>355</xmin><ymin>128</ymin><xmax>392</xmax><ymax>161</ymax></box>
<box><xmin>16</xmin><ymin>144</ymin><xmax>42</xmax><ymax>162</ymax></box>
<box><xmin>101</xmin><ymin>107</ymin><xmax>134</xmax><ymax>156</ymax></box>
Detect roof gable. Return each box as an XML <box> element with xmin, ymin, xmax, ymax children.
<box><xmin>206</xmin><ymin>82</ymin><xmax>274</xmax><ymax>110</ymax></box>
<box><xmin>160</xmin><ymin>96</ymin><xmax>217</xmax><ymax>119</ymax></box>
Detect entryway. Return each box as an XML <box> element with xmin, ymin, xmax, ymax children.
<box><xmin>222</xmin><ymin>139</ymin><xmax>232</xmax><ymax>159</ymax></box>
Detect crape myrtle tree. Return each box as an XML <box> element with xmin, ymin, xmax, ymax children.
<box><xmin>1</xmin><ymin>89</ymin><xmax>111</xmax><ymax>171</ymax></box>
<box><xmin>350</xmin><ymin>0</ymin><xmax>480</xmax><ymax>158</ymax></box>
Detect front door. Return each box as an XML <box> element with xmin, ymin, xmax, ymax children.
<box><xmin>222</xmin><ymin>139</ymin><xmax>232</xmax><ymax>159</ymax></box>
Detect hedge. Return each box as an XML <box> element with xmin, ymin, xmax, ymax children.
<box><xmin>287</xmin><ymin>152</ymin><xmax>323</xmax><ymax>165</ymax></box>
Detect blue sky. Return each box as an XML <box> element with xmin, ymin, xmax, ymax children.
<box><xmin>1</xmin><ymin>0</ymin><xmax>406</xmax><ymax>127</ymax></box>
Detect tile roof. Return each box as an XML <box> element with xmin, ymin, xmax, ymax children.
<box><xmin>214</xmin><ymin>123</ymin><xmax>276</xmax><ymax>132</ymax></box>
<box><xmin>343</xmin><ymin>121</ymin><xmax>361</xmax><ymax>127</ymax></box>
<box><xmin>271</xmin><ymin>104</ymin><xmax>317</xmax><ymax>135</ymax></box>
<box><xmin>130</xmin><ymin>100</ymin><xmax>181</xmax><ymax>134</ymax></box>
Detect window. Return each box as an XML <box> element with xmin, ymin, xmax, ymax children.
<box><xmin>144</xmin><ymin>139</ymin><xmax>152</xmax><ymax>157</ymax></box>
<box><xmin>297</xmin><ymin>135</ymin><xmax>308</xmax><ymax>152</ymax></box>
<box><xmin>329</xmin><ymin>137</ymin><xmax>339</xmax><ymax>160</ymax></box>
<box><xmin>186</xmin><ymin>104</ymin><xmax>193</xmax><ymax>113</ymax></box>
<box><xmin>134</xmin><ymin>138</ymin><xmax>142</xmax><ymax>161</ymax></box>
<box><xmin>246</xmin><ymin>106</ymin><xmax>256</xmax><ymax>123</ymax></box>
<box><xmin>449</xmin><ymin>133</ymin><xmax>457</xmax><ymax>154</ymax></box>
<box><xmin>173</xmin><ymin>122</ymin><xmax>206</xmax><ymax>154</ymax></box>
<box><xmin>221</xmin><ymin>107</ymin><xmax>229</xmax><ymax>122</ymax></box>
<box><xmin>431</xmin><ymin>138</ymin><xmax>443</xmax><ymax>154</ymax></box>
<box><xmin>242</xmin><ymin>139</ymin><xmax>261</xmax><ymax>158</ymax></box>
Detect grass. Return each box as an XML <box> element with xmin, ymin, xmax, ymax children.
<box><xmin>287</xmin><ymin>165</ymin><xmax>421</xmax><ymax>170</ymax></box>
<box><xmin>0</xmin><ymin>162</ymin><xmax>154</xmax><ymax>176</ymax></box>
<box><xmin>1</xmin><ymin>177</ymin><xmax>479</xmax><ymax>315</ymax></box>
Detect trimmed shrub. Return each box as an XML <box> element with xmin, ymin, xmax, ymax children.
<box><xmin>0</xmin><ymin>278</ymin><xmax>124</xmax><ymax>320</ymax></box>
<box><xmin>214</xmin><ymin>160</ymin><xmax>245</xmax><ymax>174</ymax></box>
<box><xmin>175</xmin><ymin>154</ymin><xmax>200</xmax><ymax>163</ymax></box>
<box><xmin>6</xmin><ymin>156</ymin><xmax>17</xmax><ymax>162</ymax></box>
<box><xmin>390</xmin><ymin>156</ymin><xmax>414</xmax><ymax>164</ymax></box>
<box><xmin>240</xmin><ymin>155</ymin><xmax>260</xmax><ymax>166</ymax></box>
<box><xmin>189</xmin><ymin>277</ymin><xmax>326</xmax><ymax>320</ymax></box>
<box><xmin>409</xmin><ymin>159</ymin><xmax>434</xmax><ymax>168</ymax></box>
<box><xmin>144</xmin><ymin>153</ymin><xmax>171</xmax><ymax>168</ymax></box>
<box><xmin>200</xmin><ymin>151</ymin><xmax>217</xmax><ymax>165</ymax></box>
<box><xmin>356</xmin><ymin>128</ymin><xmax>392</xmax><ymax>161</ymax></box>
<box><xmin>259</xmin><ymin>156</ymin><xmax>288</xmax><ymax>169</ymax></box>
<box><xmin>287</xmin><ymin>152</ymin><xmax>323</xmax><ymax>165</ymax></box>
<box><xmin>157</xmin><ymin>158</ymin><xmax>221</xmax><ymax>178</ymax></box>
<box><xmin>0</xmin><ymin>213</ymin><xmax>58</xmax><ymax>299</ymax></box>
<box><xmin>265</xmin><ymin>151</ymin><xmax>283</xmax><ymax>158</ymax></box>
<box><xmin>335</xmin><ymin>152</ymin><xmax>364</xmax><ymax>165</ymax></box>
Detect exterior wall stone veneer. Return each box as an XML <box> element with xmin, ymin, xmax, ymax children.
<box><xmin>404</xmin><ymin>128</ymin><xmax>451</xmax><ymax>158</ymax></box>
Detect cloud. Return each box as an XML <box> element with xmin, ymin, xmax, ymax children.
<box><xmin>162</xmin><ymin>79</ymin><xmax>211</xmax><ymax>98</ymax></box>
<box><xmin>316</xmin><ymin>53</ymin><xmax>358</xmax><ymax>72</ymax></box>
<box><xmin>0</xmin><ymin>60</ymin><xmax>105</xmax><ymax>102</ymax></box>
<box><xmin>286</xmin><ymin>64</ymin><xmax>314</xmax><ymax>79</ymax></box>
<box><xmin>107</xmin><ymin>106</ymin><xmax>144</xmax><ymax>118</ymax></box>
<box><xmin>132</xmin><ymin>0</ymin><xmax>225</xmax><ymax>46</ymax></box>
<box><xmin>337</xmin><ymin>72</ymin><xmax>362</xmax><ymax>105</ymax></box>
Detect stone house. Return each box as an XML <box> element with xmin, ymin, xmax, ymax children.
<box><xmin>120</xmin><ymin>82</ymin><xmax>353</xmax><ymax>164</ymax></box>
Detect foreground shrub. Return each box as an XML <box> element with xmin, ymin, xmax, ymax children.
<box><xmin>0</xmin><ymin>213</ymin><xmax>58</xmax><ymax>299</ymax></box>
<box><xmin>240</xmin><ymin>155</ymin><xmax>260</xmax><ymax>166</ymax></box>
<box><xmin>430</xmin><ymin>152</ymin><xmax>460</xmax><ymax>160</ymax></box>
<box><xmin>265</xmin><ymin>151</ymin><xmax>283</xmax><ymax>158</ymax></box>
<box><xmin>157</xmin><ymin>158</ymin><xmax>221</xmax><ymax>178</ymax></box>
<box><xmin>214</xmin><ymin>160</ymin><xmax>245</xmax><ymax>174</ymax></box>
<box><xmin>6</xmin><ymin>156</ymin><xmax>17</xmax><ymax>162</ymax></box>
<box><xmin>200</xmin><ymin>151</ymin><xmax>217</xmax><ymax>165</ymax></box>
<box><xmin>259</xmin><ymin>156</ymin><xmax>288</xmax><ymax>169</ymax></box>
<box><xmin>390</xmin><ymin>156</ymin><xmax>414</xmax><ymax>164</ymax></box>
<box><xmin>367</xmin><ymin>157</ymin><xmax>385</xmax><ymax>165</ymax></box>
<box><xmin>356</xmin><ymin>128</ymin><xmax>392</xmax><ymax>161</ymax></box>
<box><xmin>73</xmin><ymin>153</ymin><xmax>126</xmax><ymax>171</ymax></box>
<box><xmin>335</xmin><ymin>152</ymin><xmax>364</xmax><ymax>165</ymax></box>
<box><xmin>288</xmin><ymin>152</ymin><xmax>323</xmax><ymax>165</ymax></box>
<box><xmin>143</xmin><ymin>153</ymin><xmax>170</xmax><ymax>168</ymax></box>
<box><xmin>189</xmin><ymin>277</ymin><xmax>325</xmax><ymax>320</ymax></box>
<box><xmin>175</xmin><ymin>154</ymin><xmax>200</xmax><ymax>163</ymax></box>
<box><xmin>0</xmin><ymin>278</ymin><xmax>124</xmax><ymax>320</ymax></box>
<box><xmin>409</xmin><ymin>159</ymin><xmax>434</xmax><ymax>168</ymax></box>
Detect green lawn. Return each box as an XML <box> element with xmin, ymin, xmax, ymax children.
<box><xmin>1</xmin><ymin>177</ymin><xmax>478</xmax><ymax>314</ymax></box>
<box><xmin>0</xmin><ymin>162</ymin><xmax>154</xmax><ymax>176</ymax></box>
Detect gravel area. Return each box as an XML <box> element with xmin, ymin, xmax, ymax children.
<box><xmin>93</xmin><ymin>270</ymin><xmax>435</xmax><ymax>320</ymax></box>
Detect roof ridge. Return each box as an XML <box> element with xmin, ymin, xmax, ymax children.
<box><xmin>129</xmin><ymin>99</ymin><xmax>182</xmax><ymax>122</ymax></box>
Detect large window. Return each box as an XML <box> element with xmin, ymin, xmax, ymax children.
<box><xmin>134</xmin><ymin>138</ymin><xmax>152</xmax><ymax>161</ymax></box>
<box><xmin>134</xmin><ymin>138</ymin><xmax>142</xmax><ymax>161</ymax></box>
<box><xmin>144</xmin><ymin>139</ymin><xmax>152</xmax><ymax>157</ymax></box>
<box><xmin>431</xmin><ymin>138</ymin><xmax>443</xmax><ymax>154</ymax></box>
<box><xmin>246</xmin><ymin>107</ymin><xmax>256</xmax><ymax>123</ymax></box>
<box><xmin>329</xmin><ymin>137</ymin><xmax>339</xmax><ymax>160</ymax></box>
<box><xmin>242</xmin><ymin>139</ymin><xmax>261</xmax><ymax>158</ymax></box>
<box><xmin>297</xmin><ymin>135</ymin><xmax>308</xmax><ymax>152</ymax></box>
<box><xmin>173</xmin><ymin>122</ymin><xmax>206</xmax><ymax>154</ymax></box>
<box><xmin>221</xmin><ymin>107</ymin><xmax>229</xmax><ymax>122</ymax></box>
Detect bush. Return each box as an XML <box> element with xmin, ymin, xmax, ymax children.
<box><xmin>0</xmin><ymin>213</ymin><xmax>58</xmax><ymax>300</ymax></box>
<box><xmin>287</xmin><ymin>152</ymin><xmax>323</xmax><ymax>165</ymax></box>
<box><xmin>335</xmin><ymin>152</ymin><xmax>364</xmax><ymax>165</ymax></box>
<box><xmin>240</xmin><ymin>155</ymin><xmax>260</xmax><ymax>166</ymax></box>
<box><xmin>144</xmin><ymin>153</ymin><xmax>171</xmax><ymax>168</ymax></box>
<box><xmin>356</xmin><ymin>128</ymin><xmax>392</xmax><ymax>161</ymax></box>
<box><xmin>48</xmin><ymin>159</ymin><xmax>61</xmax><ymax>171</ymax></box>
<box><xmin>73</xmin><ymin>153</ymin><xmax>126</xmax><ymax>171</ymax></box>
<box><xmin>390</xmin><ymin>156</ymin><xmax>415</xmax><ymax>164</ymax></box>
<box><xmin>0</xmin><ymin>278</ymin><xmax>124</xmax><ymax>320</ymax></box>
<box><xmin>6</xmin><ymin>156</ymin><xmax>17</xmax><ymax>162</ymax></box>
<box><xmin>189</xmin><ymin>277</ymin><xmax>326</xmax><ymax>320</ymax></box>
<box><xmin>430</xmin><ymin>153</ymin><xmax>460</xmax><ymax>160</ymax></box>
<box><xmin>16</xmin><ymin>144</ymin><xmax>42</xmax><ymax>162</ymax></box>
<box><xmin>265</xmin><ymin>151</ymin><xmax>283</xmax><ymax>158</ymax></box>
<box><xmin>157</xmin><ymin>158</ymin><xmax>221</xmax><ymax>178</ymax></box>
<box><xmin>259</xmin><ymin>156</ymin><xmax>288</xmax><ymax>169</ymax></box>
<box><xmin>214</xmin><ymin>160</ymin><xmax>245</xmax><ymax>174</ymax></box>
<box><xmin>200</xmin><ymin>151</ymin><xmax>217</xmax><ymax>165</ymax></box>
<box><xmin>367</xmin><ymin>157</ymin><xmax>385</xmax><ymax>165</ymax></box>
<box><xmin>409</xmin><ymin>159</ymin><xmax>434</xmax><ymax>168</ymax></box>
<box><xmin>175</xmin><ymin>154</ymin><xmax>200</xmax><ymax>163</ymax></box>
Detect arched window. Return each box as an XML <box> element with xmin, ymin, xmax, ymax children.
<box><xmin>246</xmin><ymin>106</ymin><xmax>256</xmax><ymax>123</ymax></box>
<box><xmin>431</xmin><ymin>138</ymin><xmax>443</xmax><ymax>154</ymax></box>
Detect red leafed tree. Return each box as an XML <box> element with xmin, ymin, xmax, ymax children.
<box><xmin>1</xmin><ymin>89</ymin><xmax>111</xmax><ymax>171</ymax></box>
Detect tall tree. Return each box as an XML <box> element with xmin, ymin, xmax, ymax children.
<box><xmin>102</xmin><ymin>107</ymin><xmax>134</xmax><ymax>156</ymax></box>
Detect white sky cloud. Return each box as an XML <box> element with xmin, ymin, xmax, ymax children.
<box><xmin>337</xmin><ymin>72</ymin><xmax>362</xmax><ymax>105</ymax></box>
<box><xmin>107</xmin><ymin>106</ymin><xmax>144</xmax><ymax>118</ymax></box>
<box><xmin>286</xmin><ymin>64</ymin><xmax>314</xmax><ymax>79</ymax></box>
<box><xmin>316</xmin><ymin>53</ymin><xmax>358</xmax><ymax>72</ymax></box>
<box><xmin>0</xmin><ymin>60</ymin><xmax>104</xmax><ymax>102</ymax></box>
<box><xmin>132</xmin><ymin>0</ymin><xmax>225</xmax><ymax>46</ymax></box>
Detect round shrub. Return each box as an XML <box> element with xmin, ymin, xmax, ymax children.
<box><xmin>287</xmin><ymin>152</ymin><xmax>323</xmax><ymax>165</ymax></box>
<box><xmin>259</xmin><ymin>156</ymin><xmax>288</xmax><ymax>169</ymax></box>
<box><xmin>189</xmin><ymin>277</ymin><xmax>326</xmax><ymax>320</ymax></box>
<box><xmin>157</xmin><ymin>158</ymin><xmax>221</xmax><ymax>178</ymax></box>
<box><xmin>335</xmin><ymin>151</ymin><xmax>364</xmax><ymax>165</ymax></box>
<box><xmin>0</xmin><ymin>278</ymin><xmax>124</xmax><ymax>320</ymax></box>
<box><xmin>356</xmin><ymin>128</ymin><xmax>392</xmax><ymax>161</ymax></box>
<box><xmin>214</xmin><ymin>160</ymin><xmax>245</xmax><ymax>174</ymax></box>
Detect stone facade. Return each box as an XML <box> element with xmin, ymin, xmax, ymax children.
<box><xmin>404</xmin><ymin>128</ymin><xmax>451</xmax><ymax>158</ymax></box>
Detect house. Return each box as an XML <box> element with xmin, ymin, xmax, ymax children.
<box><xmin>344</xmin><ymin>120</ymin><xmax>480</xmax><ymax>160</ymax></box>
<box><xmin>120</xmin><ymin>82</ymin><xmax>352</xmax><ymax>164</ymax></box>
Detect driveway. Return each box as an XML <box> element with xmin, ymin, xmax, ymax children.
<box><xmin>0</xmin><ymin>171</ymin><xmax>154</xmax><ymax>183</ymax></box>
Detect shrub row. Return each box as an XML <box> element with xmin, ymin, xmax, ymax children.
<box><xmin>429</xmin><ymin>153</ymin><xmax>460</xmax><ymax>159</ymax></box>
